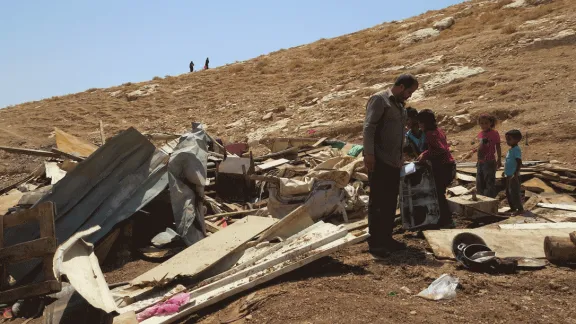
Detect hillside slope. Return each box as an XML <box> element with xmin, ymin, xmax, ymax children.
<box><xmin>1</xmin><ymin>0</ymin><xmax>575</xmax><ymax>177</ymax></box>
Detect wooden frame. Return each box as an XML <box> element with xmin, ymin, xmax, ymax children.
<box><xmin>0</xmin><ymin>201</ymin><xmax>61</xmax><ymax>303</ymax></box>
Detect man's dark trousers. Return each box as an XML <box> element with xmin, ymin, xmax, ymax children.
<box><xmin>368</xmin><ymin>160</ymin><xmax>401</xmax><ymax>249</ymax></box>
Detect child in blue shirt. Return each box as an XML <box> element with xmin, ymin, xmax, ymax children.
<box><xmin>504</xmin><ymin>130</ymin><xmax>523</xmax><ymax>214</ymax></box>
<box><xmin>404</xmin><ymin>107</ymin><xmax>426</xmax><ymax>159</ymax></box>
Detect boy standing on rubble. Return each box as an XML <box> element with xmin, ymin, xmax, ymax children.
<box><xmin>363</xmin><ymin>74</ymin><xmax>419</xmax><ymax>259</ymax></box>
<box><xmin>503</xmin><ymin>130</ymin><xmax>524</xmax><ymax>214</ymax></box>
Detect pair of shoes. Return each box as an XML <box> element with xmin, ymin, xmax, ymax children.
<box><xmin>369</xmin><ymin>239</ymin><xmax>408</xmax><ymax>260</ymax></box>
<box><xmin>369</xmin><ymin>247</ymin><xmax>390</xmax><ymax>260</ymax></box>
<box><xmin>385</xmin><ymin>239</ymin><xmax>408</xmax><ymax>252</ymax></box>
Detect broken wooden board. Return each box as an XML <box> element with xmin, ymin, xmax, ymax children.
<box><xmin>499</xmin><ymin>223</ymin><xmax>576</xmax><ymax>230</ymax></box>
<box><xmin>550</xmin><ymin>181</ymin><xmax>576</xmax><ymax>192</ymax></box>
<box><xmin>260</xmin><ymin>138</ymin><xmax>318</xmax><ymax>153</ymax></box>
<box><xmin>257</xmin><ymin>205</ymin><xmax>314</xmax><ymax>243</ymax></box>
<box><xmin>522</xmin><ymin>177</ymin><xmax>555</xmax><ymax>194</ymax></box>
<box><xmin>55</xmin><ymin>128</ymin><xmax>98</xmax><ymax>158</ymax></box>
<box><xmin>447</xmin><ymin>186</ymin><xmax>469</xmax><ymax>196</ymax></box>
<box><xmin>0</xmin><ymin>146</ymin><xmax>59</xmax><ymax>158</ymax></box>
<box><xmin>138</xmin><ymin>228</ymin><xmax>368</xmax><ymax>324</ymax></box>
<box><xmin>256</xmin><ymin>158</ymin><xmax>289</xmax><ymax>171</ymax></box>
<box><xmin>539</xmin><ymin>194</ymin><xmax>576</xmax><ymax>204</ymax></box>
<box><xmin>0</xmin><ymin>189</ymin><xmax>23</xmax><ymax>215</ymax></box>
<box><xmin>424</xmin><ymin>227</ymin><xmax>576</xmax><ymax>259</ymax></box>
<box><xmin>456</xmin><ymin>173</ymin><xmax>476</xmax><ymax>182</ymax></box>
<box><xmin>537</xmin><ymin>203</ymin><xmax>576</xmax><ymax>212</ymax></box>
<box><xmin>130</xmin><ymin>216</ymin><xmax>277</xmax><ymax>286</ymax></box>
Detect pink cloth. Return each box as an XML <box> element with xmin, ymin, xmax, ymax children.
<box><xmin>137</xmin><ymin>293</ymin><xmax>191</xmax><ymax>322</ymax></box>
<box><xmin>420</xmin><ymin>128</ymin><xmax>455</xmax><ymax>164</ymax></box>
<box><xmin>477</xmin><ymin>130</ymin><xmax>501</xmax><ymax>163</ymax></box>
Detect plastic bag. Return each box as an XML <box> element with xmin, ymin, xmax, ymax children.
<box><xmin>417</xmin><ymin>274</ymin><xmax>459</xmax><ymax>300</ymax></box>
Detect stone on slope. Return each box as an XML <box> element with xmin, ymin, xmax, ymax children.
<box><xmin>453</xmin><ymin>114</ymin><xmax>473</xmax><ymax>126</ymax></box>
<box><xmin>433</xmin><ymin>17</ymin><xmax>455</xmax><ymax>30</ymax></box>
<box><xmin>126</xmin><ymin>84</ymin><xmax>159</xmax><ymax>101</ymax></box>
<box><xmin>399</xmin><ymin>28</ymin><xmax>440</xmax><ymax>44</ymax></box>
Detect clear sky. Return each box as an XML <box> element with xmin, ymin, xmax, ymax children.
<box><xmin>0</xmin><ymin>0</ymin><xmax>464</xmax><ymax>108</ymax></box>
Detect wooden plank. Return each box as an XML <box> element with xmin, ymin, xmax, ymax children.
<box><xmin>0</xmin><ymin>280</ymin><xmax>61</xmax><ymax>304</ymax></box>
<box><xmin>499</xmin><ymin>223</ymin><xmax>576</xmax><ymax>230</ymax></box>
<box><xmin>447</xmin><ymin>186</ymin><xmax>469</xmax><ymax>196</ymax></box>
<box><xmin>3</xmin><ymin>201</ymin><xmax>54</xmax><ymax>229</ymax></box>
<box><xmin>343</xmin><ymin>219</ymin><xmax>368</xmax><ymax>232</ymax></box>
<box><xmin>537</xmin><ymin>203</ymin><xmax>576</xmax><ymax>212</ymax></box>
<box><xmin>0</xmin><ymin>146</ymin><xmax>59</xmax><ymax>158</ymax></box>
<box><xmin>312</xmin><ymin>137</ymin><xmax>328</xmax><ymax>148</ymax></box>
<box><xmin>204</xmin><ymin>220</ymin><xmax>221</xmax><ymax>233</ymax></box>
<box><xmin>130</xmin><ymin>216</ymin><xmax>277</xmax><ymax>286</ymax></box>
<box><xmin>51</xmin><ymin>148</ymin><xmax>85</xmax><ymax>161</ymax></box>
<box><xmin>522</xmin><ymin>178</ymin><xmax>556</xmax><ymax>194</ymax></box>
<box><xmin>204</xmin><ymin>209</ymin><xmax>263</xmax><ymax>220</ymax></box>
<box><xmin>423</xmin><ymin>227</ymin><xmax>576</xmax><ymax>259</ymax></box>
<box><xmin>256</xmin><ymin>158</ymin><xmax>289</xmax><ymax>171</ymax></box>
<box><xmin>0</xmin><ymin>237</ymin><xmax>56</xmax><ymax>263</ymax></box>
<box><xmin>551</xmin><ymin>181</ymin><xmax>576</xmax><ymax>192</ymax></box>
<box><xmin>456</xmin><ymin>173</ymin><xmax>476</xmax><ymax>182</ymax></box>
<box><xmin>139</xmin><ymin>231</ymin><xmax>368</xmax><ymax>324</ymax></box>
<box><xmin>257</xmin><ymin>205</ymin><xmax>314</xmax><ymax>243</ymax></box>
<box><xmin>55</xmin><ymin>128</ymin><xmax>98</xmax><ymax>158</ymax></box>
<box><xmin>297</xmin><ymin>146</ymin><xmax>331</xmax><ymax>157</ymax></box>
<box><xmin>0</xmin><ymin>189</ymin><xmax>23</xmax><ymax>215</ymax></box>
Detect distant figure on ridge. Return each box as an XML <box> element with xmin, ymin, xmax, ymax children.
<box><xmin>204</xmin><ymin>57</ymin><xmax>210</xmax><ymax>70</ymax></box>
<box><xmin>189</xmin><ymin>61</ymin><xmax>194</xmax><ymax>72</ymax></box>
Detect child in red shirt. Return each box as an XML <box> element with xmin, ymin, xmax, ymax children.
<box><xmin>416</xmin><ymin>109</ymin><xmax>456</xmax><ymax>227</ymax></box>
<box><xmin>474</xmin><ymin>114</ymin><xmax>501</xmax><ymax>198</ymax></box>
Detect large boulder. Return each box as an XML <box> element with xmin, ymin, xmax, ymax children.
<box><xmin>433</xmin><ymin>17</ymin><xmax>455</xmax><ymax>30</ymax></box>
<box><xmin>399</xmin><ymin>28</ymin><xmax>440</xmax><ymax>44</ymax></box>
<box><xmin>453</xmin><ymin>114</ymin><xmax>473</xmax><ymax>126</ymax></box>
<box><xmin>126</xmin><ymin>84</ymin><xmax>159</xmax><ymax>101</ymax></box>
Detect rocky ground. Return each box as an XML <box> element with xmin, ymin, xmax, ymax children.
<box><xmin>2</xmin><ymin>0</ymin><xmax>576</xmax><ymax>323</ymax></box>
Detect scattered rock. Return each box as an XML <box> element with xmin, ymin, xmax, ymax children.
<box><xmin>453</xmin><ymin>114</ymin><xmax>473</xmax><ymax>126</ymax></box>
<box><xmin>409</xmin><ymin>55</ymin><xmax>444</xmax><ymax>68</ymax></box>
<box><xmin>381</xmin><ymin>65</ymin><xmax>405</xmax><ymax>73</ymax></box>
<box><xmin>226</xmin><ymin>118</ymin><xmax>248</xmax><ymax>129</ymax></box>
<box><xmin>109</xmin><ymin>90</ymin><xmax>123</xmax><ymax>98</ymax></box>
<box><xmin>433</xmin><ymin>17</ymin><xmax>455</xmax><ymax>30</ymax></box>
<box><xmin>320</xmin><ymin>89</ymin><xmax>358</xmax><ymax>103</ymax></box>
<box><xmin>423</xmin><ymin>66</ymin><xmax>486</xmax><ymax>91</ymax></box>
<box><xmin>504</xmin><ymin>0</ymin><xmax>527</xmax><ymax>8</ymax></box>
<box><xmin>410</xmin><ymin>311</ymin><xmax>417</xmax><ymax>315</ymax></box>
<box><xmin>455</xmin><ymin>108</ymin><xmax>468</xmax><ymax>115</ymax></box>
<box><xmin>531</xmin><ymin>29</ymin><xmax>576</xmax><ymax>48</ymax></box>
<box><xmin>399</xmin><ymin>28</ymin><xmax>441</xmax><ymax>44</ymax></box>
<box><xmin>400</xmin><ymin>286</ymin><xmax>412</xmax><ymax>294</ymax></box>
<box><xmin>126</xmin><ymin>84</ymin><xmax>159</xmax><ymax>101</ymax></box>
<box><xmin>262</xmin><ymin>112</ymin><xmax>273</xmax><ymax>121</ymax></box>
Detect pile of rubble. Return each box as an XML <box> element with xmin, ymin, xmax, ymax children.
<box><xmin>1</xmin><ymin>123</ymin><xmax>576</xmax><ymax>323</ymax></box>
<box><xmin>0</xmin><ymin>125</ymin><xmax>369</xmax><ymax>323</ymax></box>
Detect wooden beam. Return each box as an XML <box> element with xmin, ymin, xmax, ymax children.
<box><xmin>204</xmin><ymin>209</ymin><xmax>264</xmax><ymax>220</ymax></box>
<box><xmin>51</xmin><ymin>148</ymin><xmax>85</xmax><ymax>161</ymax></box>
<box><xmin>0</xmin><ymin>280</ymin><xmax>61</xmax><ymax>304</ymax></box>
<box><xmin>544</xmin><ymin>235</ymin><xmax>576</xmax><ymax>264</ymax></box>
<box><xmin>0</xmin><ymin>146</ymin><xmax>59</xmax><ymax>158</ymax></box>
<box><xmin>0</xmin><ymin>237</ymin><xmax>57</xmax><ymax>263</ymax></box>
<box><xmin>3</xmin><ymin>201</ymin><xmax>54</xmax><ymax>228</ymax></box>
<box><xmin>254</xmin><ymin>147</ymin><xmax>298</xmax><ymax>162</ymax></box>
<box><xmin>537</xmin><ymin>203</ymin><xmax>576</xmax><ymax>212</ymax></box>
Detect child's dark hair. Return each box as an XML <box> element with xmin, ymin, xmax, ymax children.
<box><xmin>406</xmin><ymin>107</ymin><xmax>418</xmax><ymax>119</ymax></box>
<box><xmin>505</xmin><ymin>129</ymin><xmax>523</xmax><ymax>141</ymax></box>
<box><xmin>416</xmin><ymin>109</ymin><xmax>437</xmax><ymax>131</ymax></box>
<box><xmin>478</xmin><ymin>113</ymin><xmax>497</xmax><ymax>128</ymax></box>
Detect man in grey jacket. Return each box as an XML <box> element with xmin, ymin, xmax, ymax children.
<box><xmin>363</xmin><ymin>74</ymin><xmax>419</xmax><ymax>259</ymax></box>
